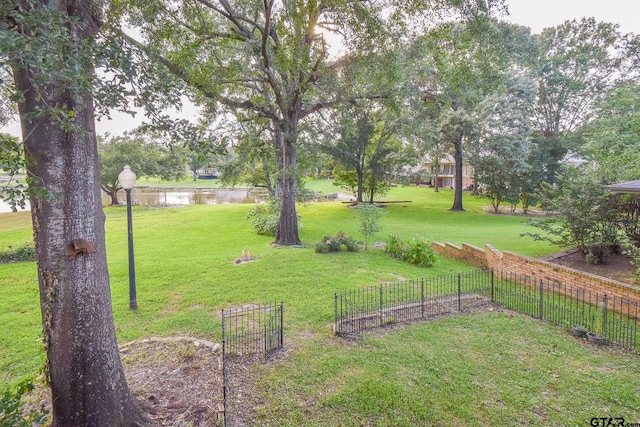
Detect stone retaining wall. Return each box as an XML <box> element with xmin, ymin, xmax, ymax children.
<box><xmin>432</xmin><ymin>242</ymin><xmax>640</xmax><ymax>306</ymax></box>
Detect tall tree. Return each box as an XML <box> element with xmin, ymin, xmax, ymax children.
<box><xmin>418</xmin><ymin>19</ymin><xmax>525</xmax><ymax>211</ymax></box>
<box><xmin>582</xmin><ymin>81</ymin><xmax>640</xmax><ymax>182</ymax></box>
<box><xmin>1</xmin><ymin>1</ymin><xmax>143</xmax><ymax>425</ymax></box>
<box><xmin>473</xmin><ymin>72</ymin><xmax>536</xmax><ymax>213</ymax></box>
<box><xmin>119</xmin><ymin>0</ymin><xmax>505</xmax><ymax>244</ymax></box>
<box><xmin>532</xmin><ymin>18</ymin><xmax>625</xmax><ymax>182</ymax></box>
<box><xmin>324</xmin><ymin>107</ymin><xmax>375</xmax><ymax>203</ymax></box>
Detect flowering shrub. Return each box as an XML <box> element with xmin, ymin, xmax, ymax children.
<box><xmin>314</xmin><ymin>232</ymin><xmax>359</xmax><ymax>253</ymax></box>
<box><xmin>384</xmin><ymin>235</ymin><xmax>436</xmax><ymax>267</ymax></box>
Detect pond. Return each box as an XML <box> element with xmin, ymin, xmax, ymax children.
<box><xmin>113</xmin><ymin>188</ymin><xmax>270</xmax><ymax>207</ymax></box>
<box><xmin>0</xmin><ymin>188</ymin><xmax>270</xmax><ymax>213</ymax></box>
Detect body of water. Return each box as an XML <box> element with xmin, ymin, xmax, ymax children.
<box><xmin>111</xmin><ymin>188</ymin><xmax>270</xmax><ymax>207</ymax></box>
<box><xmin>0</xmin><ymin>188</ymin><xmax>270</xmax><ymax>213</ymax></box>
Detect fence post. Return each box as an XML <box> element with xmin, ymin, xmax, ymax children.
<box><xmin>334</xmin><ymin>293</ymin><xmax>338</xmax><ymax>335</ymax></box>
<box><xmin>421</xmin><ymin>278</ymin><xmax>425</xmax><ymax>319</ymax></box>
<box><xmin>221</xmin><ymin>309</ymin><xmax>227</xmax><ymax>427</ymax></box>
<box><xmin>379</xmin><ymin>284</ymin><xmax>384</xmax><ymax>327</ymax></box>
<box><xmin>263</xmin><ymin>318</ymin><xmax>267</xmax><ymax>362</ymax></box>
<box><xmin>602</xmin><ymin>295</ymin><xmax>608</xmax><ymax>339</ymax></box>
<box><xmin>538</xmin><ymin>279</ymin><xmax>544</xmax><ymax>319</ymax></box>
<box><xmin>457</xmin><ymin>273</ymin><xmax>461</xmax><ymax>312</ymax></box>
<box><xmin>634</xmin><ymin>301</ymin><xmax>638</xmax><ymax>351</ymax></box>
<box><xmin>280</xmin><ymin>301</ymin><xmax>284</xmax><ymax>349</ymax></box>
<box><xmin>490</xmin><ymin>268</ymin><xmax>494</xmax><ymax>302</ymax></box>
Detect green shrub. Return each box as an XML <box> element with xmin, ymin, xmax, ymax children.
<box><xmin>246</xmin><ymin>199</ymin><xmax>280</xmax><ymax>236</ymax></box>
<box><xmin>0</xmin><ymin>378</ymin><xmax>48</xmax><ymax>426</ymax></box>
<box><xmin>402</xmin><ymin>239</ymin><xmax>437</xmax><ymax>267</ymax></box>
<box><xmin>314</xmin><ymin>232</ymin><xmax>359</xmax><ymax>253</ymax></box>
<box><xmin>384</xmin><ymin>235</ymin><xmax>437</xmax><ymax>267</ymax></box>
<box><xmin>0</xmin><ymin>244</ymin><xmax>35</xmax><ymax>263</ymax></box>
<box><xmin>385</xmin><ymin>234</ymin><xmax>404</xmax><ymax>259</ymax></box>
<box><xmin>623</xmin><ymin>244</ymin><xmax>640</xmax><ymax>276</ymax></box>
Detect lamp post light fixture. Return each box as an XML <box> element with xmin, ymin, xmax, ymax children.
<box><xmin>118</xmin><ymin>165</ymin><xmax>137</xmax><ymax>310</ymax></box>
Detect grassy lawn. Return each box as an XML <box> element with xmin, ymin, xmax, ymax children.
<box><xmin>242</xmin><ymin>312</ymin><xmax>640</xmax><ymax>426</ymax></box>
<box><xmin>2</xmin><ymin>184</ymin><xmax>638</xmax><ymax>425</ymax></box>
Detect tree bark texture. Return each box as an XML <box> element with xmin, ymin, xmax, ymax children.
<box><xmin>450</xmin><ymin>138</ymin><xmax>465</xmax><ymax>211</ymax></box>
<box><xmin>274</xmin><ymin>125</ymin><xmax>302</xmax><ymax>245</ymax></box>
<box><xmin>356</xmin><ymin>164</ymin><xmax>364</xmax><ymax>204</ymax></box>
<box><xmin>11</xmin><ymin>1</ymin><xmax>143</xmax><ymax>425</ymax></box>
<box><xmin>108</xmin><ymin>189</ymin><xmax>119</xmax><ymax>206</ymax></box>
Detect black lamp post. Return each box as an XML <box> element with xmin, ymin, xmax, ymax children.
<box><xmin>118</xmin><ymin>165</ymin><xmax>137</xmax><ymax>310</ymax></box>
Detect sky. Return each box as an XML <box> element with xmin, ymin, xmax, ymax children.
<box><xmin>503</xmin><ymin>0</ymin><xmax>639</xmax><ymax>35</ymax></box>
<box><xmin>2</xmin><ymin>0</ymin><xmax>639</xmax><ymax>138</ymax></box>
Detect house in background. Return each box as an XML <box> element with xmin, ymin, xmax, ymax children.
<box><xmin>421</xmin><ymin>154</ymin><xmax>474</xmax><ymax>190</ymax></box>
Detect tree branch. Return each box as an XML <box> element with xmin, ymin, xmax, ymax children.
<box><xmin>119</xmin><ymin>32</ymin><xmax>280</xmax><ymax>122</ymax></box>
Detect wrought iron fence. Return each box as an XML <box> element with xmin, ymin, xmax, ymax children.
<box><xmin>334</xmin><ymin>270</ymin><xmax>492</xmax><ymax>337</ymax></box>
<box><xmin>493</xmin><ymin>270</ymin><xmax>638</xmax><ymax>350</ymax></box>
<box><xmin>334</xmin><ymin>269</ymin><xmax>639</xmax><ymax>351</ymax></box>
<box><xmin>221</xmin><ymin>302</ymin><xmax>284</xmax><ymax>359</ymax></box>
<box><xmin>221</xmin><ymin>302</ymin><xmax>284</xmax><ymax>427</ymax></box>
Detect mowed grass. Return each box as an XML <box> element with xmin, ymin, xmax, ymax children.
<box><xmin>246</xmin><ymin>312</ymin><xmax>640</xmax><ymax>426</ymax></box>
<box><xmin>2</xmin><ymin>184</ymin><xmax>639</xmax><ymax>425</ymax></box>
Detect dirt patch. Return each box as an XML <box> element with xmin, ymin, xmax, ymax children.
<box><xmin>26</xmin><ymin>337</ymin><xmax>225</xmax><ymax>426</ymax></box>
<box><xmin>544</xmin><ymin>250</ymin><xmax>638</xmax><ymax>285</ymax></box>
<box><xmin>120</xmin><ymin>337</ymin><xmax>224</xmax><ymax>426</ymax></box>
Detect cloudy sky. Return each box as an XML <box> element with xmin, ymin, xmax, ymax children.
<box><xmin>504</xmin><ymin>0</ymin><xmax>639</xmax><ymax>34</ymax></box>
<box><xmin>2</xmin><ymin>0</ymin><xmax>637</xmax><ymax>138</ymax></box>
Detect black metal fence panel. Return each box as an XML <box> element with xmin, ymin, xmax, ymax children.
<box><xmin>334</xmin><ymin>269</ymin><xmax>639</xmax><ymax>352</ymax></box>
<box><xmin>334</xmin><ymin>270</ymin><xmax>493</xmax><ymax>337</ymax></box>
<box><xmin>492</xmin><ymin>270</ymin><xmax>639</xmax><ymax>351</ymax></box>
<box><xmin>221</xmin><ymin>302</ymin><xmax>284</xmax><ymax>427</ymax></box>
<box><xmin>221</xmin><ymin>302</ymin><xmax>284</xmax><ymax>360</ymax></box>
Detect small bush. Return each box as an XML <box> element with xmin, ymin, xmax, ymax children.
<box><xmin>385</xmin><ymin>234</ymin><xmax>404</xmax><ymax>259</ymax></box>
<box><xmin>355</xmin><ymin>203</ymin><xmax>384</xmax><ymax>250</ymax></box>
<box><xmin>623</xmin><ymin>244</ymin><xmax>640</xmax><ymax>276</ymax></box>
<box><xmin>315</xmin><ymin>232</ymin><xmax>359</xmax><ymax>253</ymax></box>
<box><xmin>384</xmin><ymin>235</ymin><xmax>436</xmax><ymax>267</ymax></box>
<box><xmin>402</xmin><ymin>239</ymin><xmax>437</xmax><ymax>267</ymax></box>
<box><xmin>246</xmin><ymin>199</ymin><xmax>280</xmax><ymax>236</ymax></box>
<box><xmin>0</xmin><ymin>244</ymin><xmax>36</xmax><ymax>263</ymax></box>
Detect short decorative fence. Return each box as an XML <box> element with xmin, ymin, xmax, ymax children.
<box><xmin>494</xmin><ymin>271</ymin><xmax>638</xmax><ymax>350</ymax></box>
<box><xmin>221</xmin><ymin>302</ymin><xmax>284</xmax><ymax>427</ymax></box>
<box><xmin>334</xmin><ymin>269</ymin><xmax>639</xmax><ymax>352</ymax></box>
<box><xmin>221</xmin><ymin>302</ymin><xmax>284</xmax><ymax>360</ymax></box>
<box><xmin>334</xmin><ymin>270</ymin><xmax>492</xmax><ymax>337</ymax></box>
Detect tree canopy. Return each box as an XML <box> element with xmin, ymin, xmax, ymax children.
<box><xmin>114</xmin><ymin>0</ymin><xmax>506</xmax><ymax>243</ymax></box>
<box><xmin>531</xmin><ymin>18</ymin><xmax>628</xmax><ymax>182</ymax></box>
<box><xmin>582</xmin><ymin>82</ymin><xmax>640</xmax><ymax>182</ymax></box>
<box><xmin>99</xmin><ymin>132</ymin><xmax>187</xmax><ymax>205</ymax></box>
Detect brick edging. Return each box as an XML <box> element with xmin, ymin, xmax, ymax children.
<box><xmin>432</xmin><ymin>242</ymin><xmax>640</xmax><ymax>305</ymax></box>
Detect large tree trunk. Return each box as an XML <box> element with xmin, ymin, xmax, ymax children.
<box><xmin>274</xmin><ymin>126</ymin><xmax>302</xmax><ymax>245</ymax></box>
<box><xmin>368</xmin><ymin>181</ymin><xmax>375</xmax><ymax>204</ymax></box>
<box><xmin>11</xmin><ymin>1</ymin><xmax>143</xmax><ymax>425</ymax></box>
<box><xmin>450</xmin><ymin>138</ymin><xmax>465</xmax><ymax>211</ymax></box>
<box><xmin>108</xmin><ymin>189</ymin><xmax>119</xmax><ymax>206</ymax></box>
<box><xmin>356</xmin><ymin>163</ymin><xmax>364</xmax><ymax>203</ymax></box>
